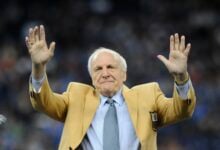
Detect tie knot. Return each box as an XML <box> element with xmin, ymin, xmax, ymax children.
<box><xmin>106</xmin><ymin>99</ymin><xmax>115</xmax><ymax>106</ymax></box>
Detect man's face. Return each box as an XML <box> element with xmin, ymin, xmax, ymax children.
<box><xmin>91</xmin><ymin>52</ymin><xmax>126</xmax><ymax>97</ymax></box>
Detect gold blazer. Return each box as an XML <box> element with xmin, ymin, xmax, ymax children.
<box><xmin>29</xmin><ymin>77</ymin><xmax>196</xmax><ymax>150</ymax></box>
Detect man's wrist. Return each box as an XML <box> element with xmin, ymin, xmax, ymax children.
<box><xmin>174</xmin><ymin>72</ymin><xmax>189</xmax><ymax>85</ymax></box>
<box><xmin>32</xmin><ymin>63</ymin><xmax>46</xmax><ymax>80</ymax></box>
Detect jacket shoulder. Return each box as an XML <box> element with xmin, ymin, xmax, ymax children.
<box><xmin>67</xmin><ymin>82</ymin><xmax>95</xmax><ymax>92</ymax></box>
<box><xmin>131</xmin><ymin>82</ymin><xmax>159</xmax><ymax>90</ymax></box>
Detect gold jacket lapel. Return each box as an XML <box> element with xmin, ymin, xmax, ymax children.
<box><xmin>83</xmin><ymin>90</ymin><xmax>100</xmax><ymax>135</ymax></box>
<box><xmin>122</xmin><ymin>85</ymin><xmax>138</xmax><ymax>130</ymax></box>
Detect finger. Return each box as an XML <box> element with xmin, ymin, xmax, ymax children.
<box><xmin>25</xmin><ymin>36</ymin><xmax>31</xmax><ymax>50</ymax></box>
<box><xmin>184</xmin><ymin>43</ymin><xmax>191</xmax><ymax>56</ymax></box>
<box><xmin>174</xmin><ymin>33</ymin><xmax>180</xmax><ymax>51</ymax></box>
<box><xmin>29</xmin><ymin>28</ymin><xmax>34</xmax><ymax>44</ymax></box>
<box><xmin>39</xmin><ymin>25</ymin><xmax>46</xmax><ymax>41</ymax></box>
<box><xmin>49</xmin><ymin>42</ymin><xmax>56</xmax><ymax>56</ymax></box>
<box><xmin>170</xmin><ymin>35</ymin><xmax>174</xmax><ymax>51</ymax></box>
<box><xmin>180</xmin><ymin>35</ymin><xmax>185</xmax><ymax>52</ymax></box>
<box><xmin>157</xmin><ymin>55</ymin><xmax>170</xmax><ymax>68</ymax></box>
<box><xmin>34</xmin><ymin>26</ymin><xmax>39</xmax><ymax>42</ymax></box>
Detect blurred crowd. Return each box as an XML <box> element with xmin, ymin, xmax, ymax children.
<box><xmin>0</xmin><ymin>0</ymin><xmax>220</xmax><ymax>149</ymax></box>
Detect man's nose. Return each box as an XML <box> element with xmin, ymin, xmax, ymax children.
<box><xmin>102</xmin><ymin>68</ymin><xmax>110</xmax><ymax>78</ymax></box>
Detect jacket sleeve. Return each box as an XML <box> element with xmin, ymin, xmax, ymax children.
<box><xmin>154</xmin><ymin>81</ymin><xmax>196</xmax><ymax>127</ymax></box>
<box><xmin>29</xmin><ymin>75</ymin><xmax>70</xmax><ymax>122</ymax></box>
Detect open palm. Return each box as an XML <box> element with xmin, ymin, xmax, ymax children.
<box><xmin>157</xmin><ymin>33</ymin><xmax>191</xmax><ymax>75</ymax></box>
<box><xmin>25</xmin><ymin>25</ymin><xmax>55</xmax><ymax>65</ymax></box>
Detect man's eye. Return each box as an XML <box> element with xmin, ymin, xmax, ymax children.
<box><xmin>107</xmin><ymin>65</ymin><xmax>115</xmax><ymax>69</ymax></box>
<box><xmin>94</xmin><ymin>67</ymin><xmax>102</xmax><ymax>72</ymax></box>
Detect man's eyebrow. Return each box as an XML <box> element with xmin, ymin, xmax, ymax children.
<box><xmin>107</xmin><ymin>64</ymin><xmax>115</xmax><ymax>68</ymax></box>
<box><xmin>94</xmin><ymin>66</ymin><xmax>102</xmax><ymax>70</ymax></box>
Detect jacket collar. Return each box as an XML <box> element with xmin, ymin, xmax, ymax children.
<box><xmin>82</xmin><ymin>85</ymin><xmax>138</xmax><ymax>136</ymax></box>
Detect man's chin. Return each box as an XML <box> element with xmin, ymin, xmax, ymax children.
<box><xmin>100</xmin><ymin>88</ymin><xmax>116</xmax><ymax>97</ymax></box>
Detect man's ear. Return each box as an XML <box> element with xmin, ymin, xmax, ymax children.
<box><xmin>123</xmin><ymin>72</ymin><xmax>127</xmax><ymax>82</ymax></box>
<box><xmin>90</xmin><ymin>72</ymin><xmax>95</xmax><ymax>86</ymax></box>
<box><xmin>91</xmin><ymin>77</ymin><xmax>95</xmax><ymax>86</ymax></box>
<box><xmin>92</xmin><ymin>79</ymin><xmax>95</xmax><ymax>86</ymax></box>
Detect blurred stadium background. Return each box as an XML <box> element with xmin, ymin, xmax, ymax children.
<box><xmin>0</xmin><ymin>0</ymin><xmax>220</xmax><ymax>149</ymax></box>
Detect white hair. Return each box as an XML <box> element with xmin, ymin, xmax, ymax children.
<box><xmin>87</xmin><ymin>47</ymin><xmax>127</xmax><ymax>76</ymax></box>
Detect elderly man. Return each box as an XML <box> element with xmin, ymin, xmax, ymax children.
<box><xmin>26</xmin><ymin>25</ymin><xmax>196</xmax><ymax>150</ymax></box>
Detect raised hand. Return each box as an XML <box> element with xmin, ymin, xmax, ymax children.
<box><xmin>25</xmin><ymin>25</ymin><xmax>55</xmax><ymax>65</ymax></box>
<box><xmin>157</xmin><ymin>33</ymin><xmax>191</xmax><ymax>83</ymax></box>
<box><xmin>25</xmin><ymin>25</ymin><xmax>55</xmax><ymax>79</ymax></box>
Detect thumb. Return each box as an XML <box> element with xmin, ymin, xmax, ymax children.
<box><xmin>49</xmin><ymin>42</ymin><xmax>56</xmax><ymax>56</ymax></box>
<box><xmin>157</xmin><ymin>55</ymin><xmax>170</xmax><ymax>68</ymax></box>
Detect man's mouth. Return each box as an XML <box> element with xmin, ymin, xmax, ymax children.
<box><xmin>100</xmin><ymin>81</ymin><xmax>114</xmax><ymax>84</ymax></box>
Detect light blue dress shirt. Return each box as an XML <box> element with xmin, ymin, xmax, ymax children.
<box><xmin>81</xmin><ymin>89</ymin><xmax>140</xmax><ymax>150</ymax></box>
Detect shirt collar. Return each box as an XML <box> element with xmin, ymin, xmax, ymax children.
<box><xmin>99</xmin><ymin>88</ymin><xmax>124</xmax><ymax>107</ymax></box>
